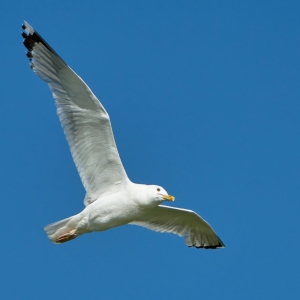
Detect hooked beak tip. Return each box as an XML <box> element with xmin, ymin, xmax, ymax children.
<box><xmin>162</xmin><ymin>194</ymin><xmax>175</xmax><ymax>201</ymax></box>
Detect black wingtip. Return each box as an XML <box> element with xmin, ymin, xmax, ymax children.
<box><xmin>203</xmin><ymin>238</ymin><xmax>225</xmax><ymax>250</ymax></box>
<box><xmin>26</xmin><ymin>51</ymin><xmax>33</xmax><ymax>58</ymax></box>
<box><xmin>21</xmin><ymin>22</ymin><xmax>58</xmax><ymax>55</ymax></box>
<box><xmin>188</xmin><ymin>236</ymin><xmax>225</xmax><ymax>250</ymax></box>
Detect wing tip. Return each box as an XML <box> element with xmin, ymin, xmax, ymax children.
<box><xmin>187</xmin><ymin>236</ymin><xmax>225</xmax><ymax>250</ymax></box>
<box><xmin>21</xmin><ymin>21</ymin><xmax>57</xmax><ymax>56</ymax></box>
<box><xmin>22</xmin><ymin>20</ymin><xmax>34</xmax><ymax>34</ymax></box>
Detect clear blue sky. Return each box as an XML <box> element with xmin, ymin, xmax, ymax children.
<box><xmin>1</xmin><ymin>0</ymin><xmax>299</xmax><ymax>299</ymax></box>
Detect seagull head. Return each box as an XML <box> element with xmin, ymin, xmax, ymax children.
<box><xmin>147</xmin><ymin>185</ymin><xmax>175</xmax><ymax>203</ymax></box>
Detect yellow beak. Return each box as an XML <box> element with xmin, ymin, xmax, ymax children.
<box><xmin>162</xmin><ymin>194</ymin><xmax>175</xmax><ymax>201</ymax></box>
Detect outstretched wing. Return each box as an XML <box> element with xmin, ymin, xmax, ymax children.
<box><xmin>22</xmin><ymin>21</ymin><xmax>129</xmax><ymax>205</ymax></box>
<box><xmin>130</xmin><ymin>205</ymin><xmax>224</xmax><ymax>249</ymax></box>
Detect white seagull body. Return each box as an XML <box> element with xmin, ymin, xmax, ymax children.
<box><xmin>22</xmin><ymin>21</ymin><xmax>224</xmax><ymax>249</ymax></box>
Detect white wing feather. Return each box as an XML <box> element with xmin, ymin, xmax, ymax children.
<box><xmin>22</xmin><ymin>21</ymin><xmax>129</xmax><ymax>205</ymax></box>
<box><xmin>130</xmin><ymin>205</ymin><xmax>224</xmax><ymax>249</ymax></box>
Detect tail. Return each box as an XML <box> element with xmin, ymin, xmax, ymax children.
<box><xmin>44</xmin><ymin>216</ymin><xmax>78</xmax><ymax>244</ymax></box>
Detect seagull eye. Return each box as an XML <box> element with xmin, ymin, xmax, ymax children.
<box><xmin>157</xmin><ymin>188</ymin><xmax>160</xmax><ymax>192</ymax></box>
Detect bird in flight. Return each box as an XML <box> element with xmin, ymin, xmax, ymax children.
<box><xmin>22</xmin><ymin>21</ymin><xmax>224</xmax><ymax>249</ymax></box>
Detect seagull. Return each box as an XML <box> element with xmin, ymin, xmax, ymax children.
<box><xmin>21</xmin><ymin>21</ymin><xmax>224</xmax><ymax>249</ymax></box>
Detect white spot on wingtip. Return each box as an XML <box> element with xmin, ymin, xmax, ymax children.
<box><xmin>23</xmin><ymin>20</ymin><xmax>34</xmax><ymax>34</ymax></box>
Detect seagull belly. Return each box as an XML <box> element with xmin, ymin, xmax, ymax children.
<box><xmin>83</xmin><ymin>193</ymin><xmax>146</xmax><ymax>232</ymax></box>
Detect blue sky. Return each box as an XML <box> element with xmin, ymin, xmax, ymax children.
<box><xmin>1</xmin><ymin>0</ymin><xmax>300</xmax><ymax>299</ymax></box>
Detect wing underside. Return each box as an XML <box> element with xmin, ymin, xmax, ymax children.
<box><xmin>130</xmin><ymin>205</ymin><xmax>224</xmax><ymax>249</ymax></box>
<box><xmin>22</xmin><ymin>21</ymin><xmax>129</xmax><ymax>205</ymax></box>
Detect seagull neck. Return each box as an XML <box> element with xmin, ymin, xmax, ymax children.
<box><xmin>128</xmin><ymin>183</ymin><xmax>156</xmax><ymax>207</ymax></box>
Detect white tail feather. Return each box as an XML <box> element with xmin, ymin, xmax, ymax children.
<box><xmin>44</xmin><ymin>216</ymin><xmax>75</xmax><ymax>243</ymax></box>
